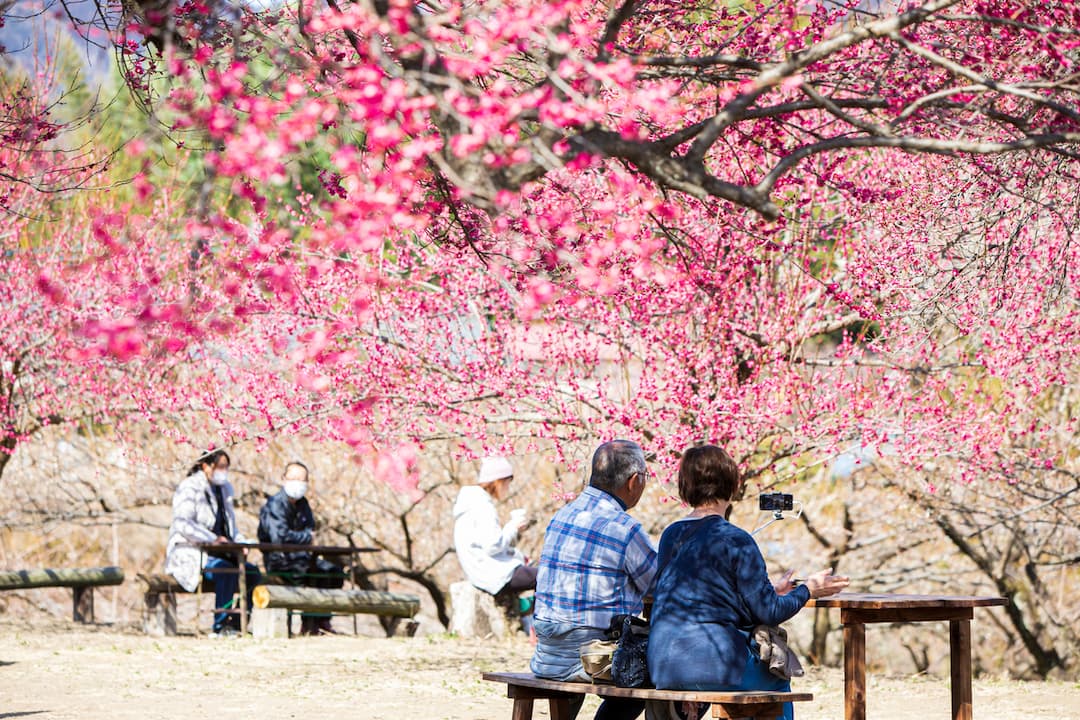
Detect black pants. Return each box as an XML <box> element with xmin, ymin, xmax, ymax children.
<box><xmin>273</xmin><ymin>556</ymin><xmax>347</xmax><ymax>620</ymax></box>
<box><xmin>270</xmin><ymin>556</ymin><xmax>347</xmax><ymax>588</ymax></box>
<box><xmin>500</xmin><ymin>564</ymin><xmax>538</xmax><ymax>594</ymax></box>
<box><xmin>565</xmin><ymin>696</ymin><xmax>645</xmax><ymax>720</ymax></box>
<box><xmin>494</xmin><ymin>564</ymin><xmax>538</xmax><ymax>617</ymax></box>
<box><xmin>298</xmin><ymin>557</ymin><xmax>347</xmax><ymax>589</ymax></box>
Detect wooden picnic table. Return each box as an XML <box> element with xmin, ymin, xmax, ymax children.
<box><xmin>806</xmin><ymin>593</ymin><xmax>1007</xmax><ymax>720</ymax></box>
<box><xmin>191</xmin><ymin>541</ymin><xmax>379</xmax><ymax>634</ymax></box>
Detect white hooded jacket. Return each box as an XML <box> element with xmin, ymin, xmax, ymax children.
<box><xmin>452</xmin><ymin>485</ymin><xmax>524</xmax><ymax>595</ymax></box>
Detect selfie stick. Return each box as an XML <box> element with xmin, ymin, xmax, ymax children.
<box><xmin>751</xmin><ymin>501</ymin><xmax>803</xmax><ymax>536</ymax></box>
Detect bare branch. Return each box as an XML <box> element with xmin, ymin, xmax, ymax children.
<box><xmin>755</xmin><ymin>132</ymin><xmax>1080</xmax><ymax>199</ymax></box>
<box><xmin>684</xmin><ymin>0</ymin><xmax>962</xmax><ymax>164</ymax></box>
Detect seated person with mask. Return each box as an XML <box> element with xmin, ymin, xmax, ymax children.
<box><xmin>257</xmin><ymin>461</ymin><xmax>347</xmax><ymax>635</ymax></box>
<box><xmin>166</xmin><ymin>448</ymin><xmax>260</xmax><ymax>637</ymax></box>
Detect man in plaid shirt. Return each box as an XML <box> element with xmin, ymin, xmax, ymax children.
<box><xmin>530</xmin><ymin>440</ymin><xmax>658</xmax><ymax>720</ymax></box>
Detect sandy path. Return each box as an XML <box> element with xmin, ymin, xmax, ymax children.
<box><xmin>0</xmin><ymin>620</ymin><xmax>1076</xmax><ymax>719</ymax></box>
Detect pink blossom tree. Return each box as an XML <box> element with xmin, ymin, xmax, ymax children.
<box><xmin>2</xmin><ymin>2</ymin><xmax>1080</xmax><ymax>668</ymax></box>
<box><xmin>4</xmin><ymin>0</ymin><xmax>1078</xmax><ymax>487</ymax></box>
<box><xmin>98</xmin><ymin>1</ymin><xmax>1077</xmax><ymax>477</ymax></box>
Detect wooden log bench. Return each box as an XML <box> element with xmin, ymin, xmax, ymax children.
<box><xmin>0</xmin><ymin>566</ymin><xmax>125</xmax><ymax>623</ymax></box>
<box><xmin>137</xmin><ymin>572</ymin><xmax>290</xmax><ymax>636</ymax></box>
<box><xmin>251</xmin><ymin>584</ymin><xmax>421</xmax><ymax>638</ymax></box>
<box><xmin>136</xmin><ymin>572</ymin><xmax>218</xmax><ymax>636</ymax></box>
<box><xmin>482</xmin><ymin>672</ymin><xmax>812</xmax><ymax>720</ymax></box>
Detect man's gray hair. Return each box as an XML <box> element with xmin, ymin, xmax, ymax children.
<box><xmin>588</xmin><ymin>440</ymin><xmax>646</xmax><ymax>493</ymax></box>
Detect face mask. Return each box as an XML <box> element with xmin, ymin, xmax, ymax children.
<box><xmin>283</xmin><ymin>480</ymin><xmax>308</xmax><ymax>499</ymax></box>
<box><xmin>210</xmin><ymin>470</ymin><xmax>229</xmax><ymax>486</ymax></box>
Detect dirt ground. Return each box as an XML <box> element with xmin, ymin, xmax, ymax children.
<box><xmin>0</xmin><ymin>617</ymin><xmax>1077</xmax><ymax>720</ymax></box>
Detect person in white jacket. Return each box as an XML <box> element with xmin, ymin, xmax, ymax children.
<box><xmin>165</xmin><ymin>449</ymin><xmax>260</xmax><ymax>636</ymax></box>
<box><xmin>453</xmin><ymin>457</ymin><xmax>536</xmax><ymax>615</ymax></box>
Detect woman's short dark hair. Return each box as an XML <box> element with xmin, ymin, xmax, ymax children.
<box><xmin>677</xmin><ymin>445</ymin><xmax>740</xmax><ymax>507</ymax></box>
<box><xmin>188</xmin><ymin>449</ymin><xmax>230</xmax><ymax>476</ymax></box>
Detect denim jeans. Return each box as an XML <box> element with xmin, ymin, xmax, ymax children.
<box><xmin>531</xmin><ymin>619</ymin><xmax>645</xmax><ymax>720</ymax></box>
<box><xmin>203</xmin><ymin>556</ymin><xmax>260</xmax><ymax>632</ymax></box>
<box><xmin>735</xmin><ymin>648</ymin><xmax>794</xmax><ymax>720</ymax></box>
<box><xmin>649</xmin><ymin>647</ymin><xmax>793</xmax><ymax>720</ymax></box>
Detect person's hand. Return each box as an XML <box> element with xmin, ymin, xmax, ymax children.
<box><xmin>510</xmin><ymin>509</ymin><xmax>529</xmax><ymax>533</ymax></box>
<box><xmin>804</xmin><ymin>567</ymin><xmax>850</xmax><ymax>598</ymax></box>
<box><xmin>212</xmin><ymin>535</ymin><xmax>230</xmax><ymax>545</ymax></box>
<box><xmin>773</xmin><ymin>569</ymin><xmax>797</xmax><ymax>596</ymax></box>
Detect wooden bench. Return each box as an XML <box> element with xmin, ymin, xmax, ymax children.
<box><xmin>251</xmin><ymin>584</ymin><xmax>421</xmax><ymax>637</ymax></box>
<box><xmin>136</xmin><ymin>572</ymin><xmax>218</xmax><ymax>636</ymax></box>
<box><xmin>482</xmin><ymin>672</ymin><xmax>812</xmax><ymax>720</ymax></box>
<box><xmin>0</xmin><ymin>566</ymin><xmax>125</xmax><ymax>623</ymax></box>
<box><xmin>137</xmin><ymin>572</ymin><xmax>291</xmax><ymax>636</ymax></box>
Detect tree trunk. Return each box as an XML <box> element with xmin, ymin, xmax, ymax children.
<box><xmin>931</xmin><ymin>513</ymin><xmax>1065</xmax><ymax>676</ymax></box>
<box><xmin>252</xmin><ymin>584</ymin><xmax>420</xmax><ymax>617</ymax></box>
<box><xmin>0</xmin><ymin>433</ymin><xmax>14</xmax><ymax>483</ymax></box>
<box><xmin>0</xmin><ymin>566</ymin><xmax>124</xmax><ymax>589</ymax></box>
<box><xmin>802</xmin><ymin>501</ymin><xmax>852</xmax><ymax>665</ymax></box>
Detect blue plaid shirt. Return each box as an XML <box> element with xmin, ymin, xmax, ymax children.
<box><xmin>533</xmin><ymin>485</ymin><xmax>658</xmax><ymax>630</ymax></box>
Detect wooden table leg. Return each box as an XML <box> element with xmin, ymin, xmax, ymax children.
<box><xmin>844</xmin><ymin>620</ymin><xmax>867</xmax><ymax>720</ymax></box>
<box><xmin>238</xmin><ymin>551</ymin><xmax>248</xmax><ymax>636</ymax></box>
<box><xmin>950</xmin><ymin>619</ymin><xmax>973</xmax><ymax>720</ymax></box>
<box><xmin>196</xmin><ymin>566</ymin><xmax>204</xmax><ymax>637</ymax></box>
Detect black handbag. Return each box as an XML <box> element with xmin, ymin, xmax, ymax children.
<box><xmin>609</xmin><ymin>614</ymin><xmax>650</xmax><ymax>688</ymax></box>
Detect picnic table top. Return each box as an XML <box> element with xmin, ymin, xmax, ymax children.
<box><xmin>187</xmin><ymin>541</ymin><xmax>379</xmax><ymax>555</ymax></box>
<box><xmin>806</xmin><ymin>592</ymin><xmax>1007</xmax><ymax>609</ymax></box>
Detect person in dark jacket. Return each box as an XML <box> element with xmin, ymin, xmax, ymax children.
<box><xmin>646</xmin><ymin>446</ymin><xmax>848</xmax><ymax>720</ymax></box>
<box><xmin>257</xmin><ymin>461</ymin><xmax>346</xmax><ymax>635</ymax></box>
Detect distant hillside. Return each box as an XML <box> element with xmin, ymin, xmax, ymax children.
<box><xmin>1</xmin><ymin>0</ymin><xmax>112</xmax><ymax>85</ymax></box>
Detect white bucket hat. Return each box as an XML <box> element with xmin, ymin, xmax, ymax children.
<box><xmin>477</xmin><ymin>456</ymin><xmax>514</xmax><ymax>485</ymax></box>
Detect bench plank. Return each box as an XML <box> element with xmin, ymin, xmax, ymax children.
<box><xmin>484</xmin><ymin>672</ymin><xmax>811</xmax><ymax>720</ymax></box>
<box><xmin>136</xmin><ymin>573</ymin><xmax>214</xmax><ymax>593</ymax></box>
<box><xmin>483</xmin><ymin>673</ymin><xmax>811</xmax><ymax>704</ymax></box>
